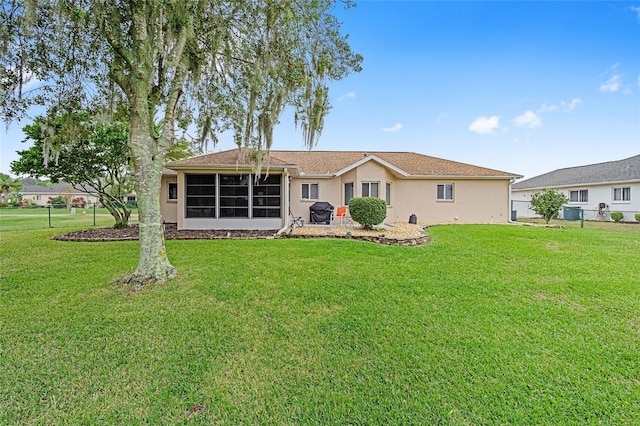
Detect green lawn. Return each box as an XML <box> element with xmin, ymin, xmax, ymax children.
<box><xmin>0</xmin><ymin>208</ymin><xmax>138</xmax><ymax>231</ymax></box>
<box><xmin>1</xmin><ymin>225</ymin><xmax>639</xmax><ymax>424</ymax></box>
<box><xmin>518</xmin><ymin>216</ymin><xmax>640</xmax><ymax>234</ymax></box>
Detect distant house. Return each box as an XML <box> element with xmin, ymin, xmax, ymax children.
<box><xmin>21</xmin><ymin>183</ymin><xmax>99</xmax><ymax>207</ymax></box>
<box><xmin>511</xmin><ymin>155</ymin><xmax>640</xmax><ymax>221</ymax></box>
<box><xmin>161</xmin><ymin>149</ymin><xmax>521</xmax><ymax>230</ymax></box>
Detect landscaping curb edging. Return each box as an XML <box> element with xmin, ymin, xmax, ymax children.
<box><xmin>51</xmin><ymin>227</ymin><xmax>431</xmax><ymax>246</ymax></box>
<box><xmin>284</xmin><ymin>233</ymin><xmax>430</xmax><ymax>246</ymax></box>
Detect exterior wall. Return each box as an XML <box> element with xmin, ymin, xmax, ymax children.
<box><xmin>22</xmin><ymin>191</ymin><xmax>99</xmax><ymax>207</ymax></box>
<box><xmin>160</xmin><ymin>176</ymin><xmax>178</xmax><ymax>223</ymax></box>
<box><xmin>512</xmin><ymin>181</ymin><xmax>640</xmax><ymax>221</ymax></box>
<box><xmin>289</xmin><ymin>160</ymin><xmax>513</xmax><ymax>225</ymax></box>
<box><xmin>393</xmin><ymin>178</ymin><xmax>512</xmax><ymax>224</ymax></box>
<box><xmin>167</xmin><ymin>162</ymin><xmax>515</xmax><ymax>229</ymax></box>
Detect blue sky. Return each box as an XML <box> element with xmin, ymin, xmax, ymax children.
<box><xmin>2</xmin><ymin>1</ymin><xmax>639</xmax><ymax>180</ymax></box>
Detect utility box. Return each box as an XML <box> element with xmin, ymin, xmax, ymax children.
<box><xmin>563</xmin><ymin>206</ymin><xmax>581</xmax><ymax>221</ymax></box>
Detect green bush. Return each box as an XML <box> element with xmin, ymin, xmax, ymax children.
<box><xmin>49</xmin><ymin>195</ymin><xmax>68</xmax><ymax>209</ymax></box>
<box><xmin>348</xmin><ymin>197</ymin><xmax>386</xmax><ymax>229</ymax></box>
<box><xmin>530</xmin><ymin>189</ymin><xmax>569</xmax><ymax>224</ymax></box>
<box><xmin>610</xmin><ymin>211</ymin><xmax>624</xmax><ymax>222</ymax></box>
<box><xmin>635</xmin><ymin>213</ymin><xmax>640</xmax><ymax>222</ymax></box>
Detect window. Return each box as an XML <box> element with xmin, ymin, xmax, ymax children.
<box><xmin>344</xmin><ymin>182</ymin><xmax>354</xmax><ymax>205</ymax></box>
<box><xmin>569</xmin><ymin>189</ymin><xmax>588</xmax><ymax>203</ymax></box>
<box><xmin>253</xmin><ymin>174</ymin><xmax>282</xmax><ymax>218</ymax></box>
<box><xmin>219</xmin><ymin>174</ymin><xmax>249</xmax><ymax>217</ymax></box>
<box><xmin>385</xmin><ymin>182</ymin><xmax>392</xmax><ymax>206</ymax></box>
<box><xmin>613</xmin><ymin>187</ymin><xmax>631</xmax><ymax>202</ymax></box>
<box><xmin>437</xmin><ymin>183</ymin><xmax>454</xmax><ymax>201</ymax></box>
<box><xmin>301</xmin><ymin>183</ymin><xmax>319</xmax><ymax>200</ymax></box>
<box><xmin>362</xmin><ymin>182</ymin><xmax>379</xmax><ymax>197</ymax></box>
<box><xmin>186</xmin><ymin>174</ymin><xmax>216</xmax><ymax>218</ymax></box>
<box><xmin>168</xmin><ymin>182</ymin><xmax>178</xmax><ymax>201</ymax></box>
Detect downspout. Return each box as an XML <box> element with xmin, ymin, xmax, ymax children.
<box><xmin>509</xmin><ymin>177</ymin><xmax>517</xmax><ymax>223</ymax></box>
<box><xmin>276</xmin><ymin>169</ymin><xmax>290</xmax><ymax>235</ymax></box>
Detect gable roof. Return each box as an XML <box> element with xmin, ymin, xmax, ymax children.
<box><xmin>21</xmin><ymin>183</ymin><xmax>87</xmax><ymax>194</ymax></box>
<box><xmin>512</xmin><ymin>155</ymin><xmax>640</xmax><ymax>190</ymax></box>
<box><xmin>166</xmin><ymin>149</ymin><xmax>521</xmax><ymax>179</ymax></box>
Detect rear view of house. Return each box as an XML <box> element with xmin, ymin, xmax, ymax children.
<box><xmin>162</xmin><ymin>149</ymin><xmax>521</xmax><ymax>230</ymax></box>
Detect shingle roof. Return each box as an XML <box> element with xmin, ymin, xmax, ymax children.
<box><xmin>166</xmin><ymin>149</ymin><xmax>520</xmax><ymax>178</ymax></box>
<box><xmin>22</xmin><ymin>183</ymin><xmax>83</xmax><ymax>194</ymax></box>
<box><xmin>512</xmin><ymin>155</ymin><xmax>640</xmax><ymax>190</ymax></box>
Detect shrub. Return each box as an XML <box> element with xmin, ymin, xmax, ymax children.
<box><xmin>49</xmin><ymin>195</ymin><xmax>67</xmax><ymax>209</ymax></box>
<box><xmin>635</xmin><ymin>213</ymin><xmax>640</xmax><ymax>222</ymax></box>
<box><xmin>71</xmin><ymin>197</ymin><xmax>86</xmax><ymax>208</ymax></box>
<box><xmin>529</xmin><ymin>189</ymin><xmax>569</xmax><ymax>224</ymax></box>
<box><xmin>610</xmin><ymin>211</ymin><xmax>624</xmax><ymax>222</ymax></box>
<box><xmin>348</xmin><ymin>197</ymin><xmax>386</xmax><ymax>230</ymax></box>
<box><xmin>125</xmin><ymin>200</ymin><xmax>138</xmax><ymax>209</ymax></box>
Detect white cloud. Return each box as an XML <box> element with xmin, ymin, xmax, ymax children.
<box><xmin>468</xmin><ymin>116</ymin><xmax>500</xmax><ymax>134</ymax></box>
<box><xmin>514</xmin><ymin>110</ymin><xmax>541</xmax><ymax>129</ymax></box>
<box><xmin>562</xmin><ymin>98</ymin><xmax>582</xmax><ymax>111</ymax></box>
<box><xmin>538</xmin><ymin>104</ymin><xmax>558</xmax><ymax>113</ymax></box>
<box><xmin>631</xmin><ymin>6</ymin><xmax>640</xmax><ymax>21</ymax></box>
<box><xmin>537</xmin><ymin>98</ymin><xmax>582</xmax><ymax>113</ymax></box>
<box><xmin>434</xmin><ymin>112</ymin><xmax>449</xmax><ymax>124</ymax></box>
<box><xmin>600</xmin><ymin>63</ymin><xmax>624</xmax><ymax>92</ymax></box>
<box><xmin>338</xmin><ymin>91</ymin><xmax>356</xmax><ymax>101</ymax></box>
<box><xmin>600</xmin><ymin>74</ymin><xmax>621</xmax><ymax>92</ymax></box>
<box><xmin>382</xmin><ymin>123</ymin><xmax>403</xmax><ymax>132</ymax></box>
<box><xmin>2</xmin><ymin>67</ymin><xmax>41</xmax><ymax>92</ymax></box>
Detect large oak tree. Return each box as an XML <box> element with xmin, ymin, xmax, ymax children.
<box><xmin>1</xmin><ymin>0</ymin><xmax>362</xmax><ymax>287</ymax></box>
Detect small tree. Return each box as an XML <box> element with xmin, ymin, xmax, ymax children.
<box><xmin>348</xmin><ymin>197</ymin><xmax>387</xmax><ymax>230</ymax></box>
<box><xmin>12</xmin><ymin>112</ymin><xmax>134</xmax><ymax>227</ymax></box>
<box><xmin>529</xmin><ymin>189</ymin><xmax>569</xmax><ymax>224</ymax></box>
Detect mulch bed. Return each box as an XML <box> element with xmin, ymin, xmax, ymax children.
<box><xmin>52</xmin><ymin>223</ymin><xmax>279</xmax><ymax>242</ymax></box>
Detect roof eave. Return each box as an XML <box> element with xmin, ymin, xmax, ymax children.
<box><xmin>512</xmin><ymin>177</ymin><xmax>640</xmax><ymax>191</ymax></box>
<box><xmin>406</xmin><ymin>174</ymin><xmax>522</xmax><ymax>180</ymax></box>
<box><xmin>166</xmin><ymin>163</ymin><xmax>299</xmax><ymax>174</ymax></box>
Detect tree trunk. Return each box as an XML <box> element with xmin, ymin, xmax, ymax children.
<box><xmin>99</xmin><ymin>195</ymin><xmax>130</xmax><ymax>228</ymax></box>
<box><xmin>119</xmin><ymin>117</ymin><xmax>176</xmax><ymax>288</ymax></box>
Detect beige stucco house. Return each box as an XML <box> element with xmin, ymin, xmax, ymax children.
<box><xmin>21</xmin><ymin>183</ymin><xmax>99</xmax><ymax>206</ymax></box>
<box><xmin>162</xmin><ymin>149</ymin><xmax>521</xmax><ymax>230</ymax></box>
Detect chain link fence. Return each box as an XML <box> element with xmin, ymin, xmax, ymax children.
<box><xmin>0</xmin><ymin>202</ymin><xmax>137</xmax><ymax>231</ymax></box>
<box><xmin>511</xmin><ymin>199</ymin><xmax>640</xmax><ymax>228</ymax></box>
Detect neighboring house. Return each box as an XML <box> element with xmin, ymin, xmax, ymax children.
<box><xmin>21</xmin><ymin>183</ymin><xmax>99</xmax><ymax>207</ymax></box>
<box><xmin>162</xmin><ymin>149</ymin><xmax>521</xmax><ymax>230</ymax></box>
<box><xmin>511</xmin><ymin>155</ymin><xmax>640</xmax><ymax>221</ymax></box>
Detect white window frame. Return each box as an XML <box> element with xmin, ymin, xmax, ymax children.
<box><xmin>301</xmin><ymin>183</ymin><xmax>319</xmax><ymax>200</ymax></box>
<box><xmin>362</xmin><ymin>182</ymin><xmax>379</xmax><ymax>198</ymax></box>
<box><xmin>168</xmin><ymin>182</ymin><xmax>178</xmax><ymax>201</ymax></box>
<box><xmin>437</xmin><ymin>183</ymin><xmax>454</xmax><ymax>201</ymax></box>
<box><xmin>612</xmin><ymin>186</ymin><xmax>631</xmax><ymax>202</ymax></box>
<box><xmin>569</xmin><ymin>189</ymin><xmax>588</xmax><ymax>203</ymax></box>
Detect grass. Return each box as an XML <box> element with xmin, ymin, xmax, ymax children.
<box><xmin>517</xmin><ymin>216</ymin><xmax>640</xmax><ymax>234</ymax></box>
<box><xmin>0</xmin><ymin>208</ymin><xmax>138</xmax><ymax>231</ymax></box>
<box><xmin>1</xmin><ymin>224</ymin><xmax>639</xmax><ymax>424</ymax></box>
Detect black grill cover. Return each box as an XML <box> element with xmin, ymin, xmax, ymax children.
<box><xmin>309</xmin><ymin>201</ymin><xmax>334</xmax><ymax>224</ymax></box>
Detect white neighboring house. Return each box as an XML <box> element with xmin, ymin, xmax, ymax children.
<box><xmin>511</xmin><ymin>155</ymin><xmax>640</xmax><ymax>221</ymax></box>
